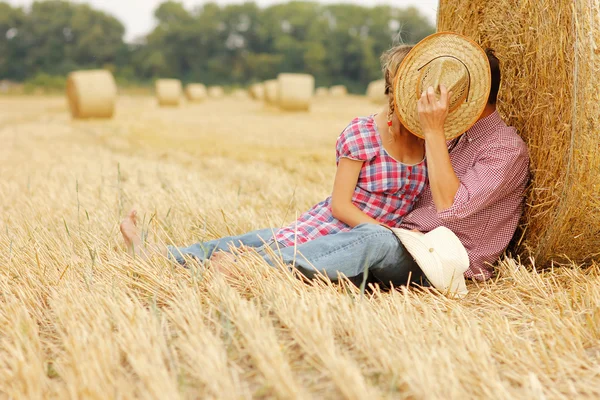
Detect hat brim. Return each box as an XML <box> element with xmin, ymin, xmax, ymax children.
<box><xmin>391</xmin><ymin>228</ymin><xmax>469</xmax><ymax>298</ymax></box>
<box><xmin>393</xmin><ymin>32</ymin><xmax>491</xmax><ymax>140</ymax></box>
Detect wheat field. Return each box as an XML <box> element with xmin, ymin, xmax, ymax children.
<box><xmin>0</xmin><ymin>95</ymin><xmax>599</xmax><ymax>399</ymax></box>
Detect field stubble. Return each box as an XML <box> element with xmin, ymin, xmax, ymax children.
<box><xmin>0</xmin><ymin>95</ymin><xmax>599</xmax><ymax>399</ymax></box>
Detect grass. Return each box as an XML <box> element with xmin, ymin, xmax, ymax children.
<box><xmin>0</xmin><ymin>95</ymin><xmax>598</xmax><ymax>399</ymax></box>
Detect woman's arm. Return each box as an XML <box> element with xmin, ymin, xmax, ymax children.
<box><xmin>331</xmin><ymin>158</ymin><xmax>381</xmax><ymax>227</ymax></box>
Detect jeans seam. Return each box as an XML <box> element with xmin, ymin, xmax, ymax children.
<box><xmin>304</xmin><ymin>229</ymin><xmax>392</xmax><ymax>263</ymax></box>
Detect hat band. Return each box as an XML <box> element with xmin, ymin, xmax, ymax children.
<box><xmin>417</xmin><ymin>55</ymin><xmax>472</xmax><ymax>103</ymax></box>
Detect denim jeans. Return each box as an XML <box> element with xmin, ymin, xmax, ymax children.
<box><xmin>167</xmin><ymin>223</ymin><xmax>424</xmax><ymax>287</ymax></box>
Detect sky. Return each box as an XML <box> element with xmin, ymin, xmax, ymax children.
<box><xmin>6</xmin><ymin>0</ymin><xmax>439</xmax><ymax>41</ymax></box>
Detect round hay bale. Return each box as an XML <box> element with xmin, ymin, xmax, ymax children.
<box><xmin>264</xmin><ymin>79</ymin><xmax>279</xmax><ymax>104</ymax></box>
<box><xmin>185</xmin><ymin>83</ymin><xmax>207</xmax><ymax>102</ymax></box>
<box><xmin>208</xmin><ymin>86</ymin><xmax>225</xmax><ymax>98</ymax></box>
<box><xmin>156</xmin><ymin>79</ymin><xmax>182</xmax><ymax>107</ymax></box>
<box><xmin>249</xmin><ymin>83</ymin><xmax>265</xmax><ymax>100</ymax></box>
<box><xmin>232</xmin><ymin>89</ymin><xmax>248</xmax><ymax>99</ymax></box>
<box><xmin>315</xmin><ymin>87</ymin><xmax>329</xmax><ymax>97</ymax></box>
<box><xmin>329</xmin><ymin>85</ymin><xmax>348</xmax><ymax>97</ymax></box>
<box><xmin>66</xmin><ymin>70</ymin><xmax>117</xmax><ymax>119</ymax></box>
<box><xmin>366</xmin><ymin>79</ymin><xmax>387</xmax><ymax>104</ymax></box>
<box><xmin>438</xmin><ymin>0</ymin><xmax>600</xmax><ymax>266</ymax></box>
<box><xmin>277</xmin><ymin>73</ymin><xmax>315</xmax><ymax>111</ymax></box>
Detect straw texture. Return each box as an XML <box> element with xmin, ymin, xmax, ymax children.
<box><xmin>208</xmin><ymin>86</ymin><xmax>225</xmax><ymax>98</ymax></box>
<box><xmin>366</xmin><ymin>79</ymin><xmax>386</xmax><ymax>104</ymax></box>
<box><xmin>185</xmin><ymin>84</ymin><xmax>207</xmax><ymax>102</ymax></box>
<box><xmin>155</xmin><ymin>79</ymin><xmax>182</xmax><ymax>107</ymax></box>
<box><xmin>438</xmin><ymin>0</ymin><xmax>600</xmax><ymax>266</ymax></box>
<box><xmin>329</xmin><ymin>85</ymin><xmax>347</xmax><ymax>97</ymax></box>
<box><xmin>277</xmin><ymin>73</ymin><xmax>315</xmax><ymax>111</ymax></box>
<box><xmin>264</xmin><ymin>80</ymin><xmax>279</xmax><ymax>104</ymax></box>
<box><xmin>66</xmin><ymin>70</ymin><xmax>117</xmax><ymax>119</ymax></box>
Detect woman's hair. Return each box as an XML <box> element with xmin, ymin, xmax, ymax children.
<box><xmin>380</xmin><ymin>45</ymin><xmax>413</xmax><ymax>136</ymax></box>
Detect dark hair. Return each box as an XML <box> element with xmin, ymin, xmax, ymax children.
<box><xmin>486</xmin><ymin>49</ymin><xmax>501</xmax><ymax>104</ymax></box>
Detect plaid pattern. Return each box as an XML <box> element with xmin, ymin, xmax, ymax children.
<box><xmin>400</xmin><ymin>111</ymin><xmax>530</xmax><ymax>280</ymax></box>
<box><xmin>275</xmin><ymin>116</ymin><xmax>427</xmax><ymax>247</ymax></box>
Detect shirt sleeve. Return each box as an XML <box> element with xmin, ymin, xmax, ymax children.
<box><xmin>336</xmin><ymin>118</ymin><xmax>380</xmax><ymax>163</ymax></box>
<box><xmin>437</xmin><ymin>141</ymin><xmax>529</xmax><ymax>221</ymax></box>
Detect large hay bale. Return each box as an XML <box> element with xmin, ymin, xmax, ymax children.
<box><xmin>66</xmin><ymin>70</ymin><xmax>117</xmax><ymax>119</ymax></box>
<box><xmin>156</xmin><ymin>79</ymin><xmax>182</xmax><ymax>107</ymax></box>
<box><xmin>438</xmin><ymin>0</ymin><xmax>600</xmax><ymax>266</ymax></box>
<box><xmin>366</xmin><ymin>79</ymin><xmax>387</xmax><ymax>104</ymax></box>
<box><xmin>315</xmin><ymin>87</ymin><xmax>329</xmax><ymax>97</ymax></box>
<box><xmin>208</xmin><ymin>86</ymin><xmax>225</xmax><ymax>98</ymax></box>
<box><xmin>277</xmin><ymin>73</ymin><xmax>315</xmax><ymax>111</ymax></box>
<box><xmin>249</xmin><ymin>83</ymin><xmax>265</xmax><ymax>100</ymax></box>
<box><xmin>264</xmin><ymin>79</ymin><xmax>279</xmax><ymax>104</ymax></box>
<box><xmin>329</xmin><ymin>85</ymin><xmax>348</xmax><ymax>97</ymax></box>
<box><xmin>185</xmin><ymin>83</ymin><xmax>207</xmax><ymax>102</ymax></box>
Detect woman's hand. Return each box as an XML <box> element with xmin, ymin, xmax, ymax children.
<box><xmin>417</xmin><ymin>84</ymin><xmax>451</xmax><ymax>139</ymax></box>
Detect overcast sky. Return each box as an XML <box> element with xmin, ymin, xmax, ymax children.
<box><xmin>6</xmin><ymin>0</ymin><xmax>439</xmax><ymax>41</ymax></box>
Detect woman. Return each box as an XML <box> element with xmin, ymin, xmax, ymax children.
<box><xmin>121</xmin><ymin>44</ymin><xmax>427</xmax><ymax>277</ymax></box>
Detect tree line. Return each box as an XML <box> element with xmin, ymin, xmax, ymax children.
<box><xmin>0</xmin><ymin>1</ymin><xmax>434</xmax><ymax>93</ymax></box>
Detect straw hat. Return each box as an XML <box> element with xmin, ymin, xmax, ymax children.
<box><xmin>391</xmin><ymin>227</ymin><xmax>469</xmax><ymax>297</ymax></box>
<box><xmin>394</xmin><ymin>32</ymin><xmax>491</xmax><ymax>139</ymax></box>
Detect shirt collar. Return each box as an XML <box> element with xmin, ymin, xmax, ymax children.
<box><xmin>464</xmin><ymin>110</ymin><xmax>503</xmax><ymax>140</ymax></box>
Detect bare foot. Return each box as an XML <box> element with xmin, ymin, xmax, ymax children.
<box><xmin>209</xmin><ymin>252</ymin><xmax>239</xmax><ymax>279</ymax></box>
<box><xmin>120</xmin><ymin>209</ymin><xmax>147</xmax><ymax>259</ymax></box>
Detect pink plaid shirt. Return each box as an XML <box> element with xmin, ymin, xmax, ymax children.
<box><xmin>275</xmin><ymin>116</ymin><xmax>427</xmax><ymax>247</ymax></box>
<box><xmin>400</xmin><ymin>111</ymin><xmax>529</xmax><ymax>280</ymax></box>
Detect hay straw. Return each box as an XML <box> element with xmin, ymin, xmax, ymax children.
<box><xmin>155</xmin><ymin>79</ymin><xmax>182</xmax><ymax>107</ymax></box>
<box><xmin>185</xmin><ymin>84</ymin><xmax>207</xmax><ymax>102</ymax></box>
<box><xmin>277</xmin><ymin>73</ymin><xmax>315</xmax><ymax>111</ymax></box>
<box><xmin>66</xmin><ymin>70</ymin><xmax>117</xmax><ymax>119</ymax></box>
<box><xmin>329</xmin><ymin>85</ymin><xmax>348</xmax><ymax>97</ymax></box>
<box><xmin>438</xmin><ymin>0</ymin><xmax>600</xmax><ymax>266</ymax></box>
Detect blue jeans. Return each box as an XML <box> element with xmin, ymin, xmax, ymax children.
<box><xmin>167</xmin><ymin>223</ymin><xmax>424</xmax><ymax>287</ymax></box>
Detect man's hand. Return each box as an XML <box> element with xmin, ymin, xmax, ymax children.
<box><xmin>417</xmin><ymin>84</ymin><xmax>452</xmax><ymax>138</ymax></box>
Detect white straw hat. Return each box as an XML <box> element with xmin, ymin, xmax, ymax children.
<box><xmin>393</xmin><ymin>32</ymin><xmax>491</xmax><ymax>140</ymax></box>
<box><xmin>391</xmin><ymin>227</ymin><xmax>469</xmax><ymax>297</ymax></box>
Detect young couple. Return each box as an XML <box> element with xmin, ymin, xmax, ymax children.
<box><xmin>120</xmin><ymin>32</ymin><xmax>529</xmax><ymax>296</ymax></box>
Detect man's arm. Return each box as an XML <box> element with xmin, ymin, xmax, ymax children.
<box><xmin>417</xmin><ymin>85</ymin><xmax>460</xmax><ymax>212</ymax></box>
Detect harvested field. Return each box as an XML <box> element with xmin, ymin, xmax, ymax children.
<box><xmin>0</xmin><ymin>95</ymin><xmax>599</xmax><ymax>399</ymax></box>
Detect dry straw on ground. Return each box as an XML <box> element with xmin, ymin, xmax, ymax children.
<box><xmin>439</xmin><ymin>0</ymin><xmax>600</xmax><ymax>266</ymax></box>
<box><xmin>66</xmin><ymin>70</ymin><xmax>117</xmax><ymax>119</ymax></box>
<box><xmin>329</xmin><ymin>85</ymin><xmax>348</xmax><ymax>97</ymax></box>
<box><xmin>264</xmin><ymin>79</ymin><xmax>279</xmax><ymax>104</ymax></box>
<box><xmin>208</xmin><ymin>86</ymin><xmax>225</xmax><ymax>99</ymax></box>
<box><xmin>277</xmin><ymin>73</ymin><xmax>315</xmax><ymax>111</ymax></box>
<box><xmin>366</xmin><ymin>79</ymin><xmax>387</xmax><ymax>104</ymax></box>
<box><xmin>185</xmin><ymin>83</ymin><xmax>207</xmax><ymax>102</ymax></box>
<box><xmin>155</xmin><ymin>79</ymin><xmax>182</xmax><ymax>107</ymax></box>
<box><xmin>1</xmin><ymin>95</ymin><xmax>600</xmax><ymax>398</ymax></box>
